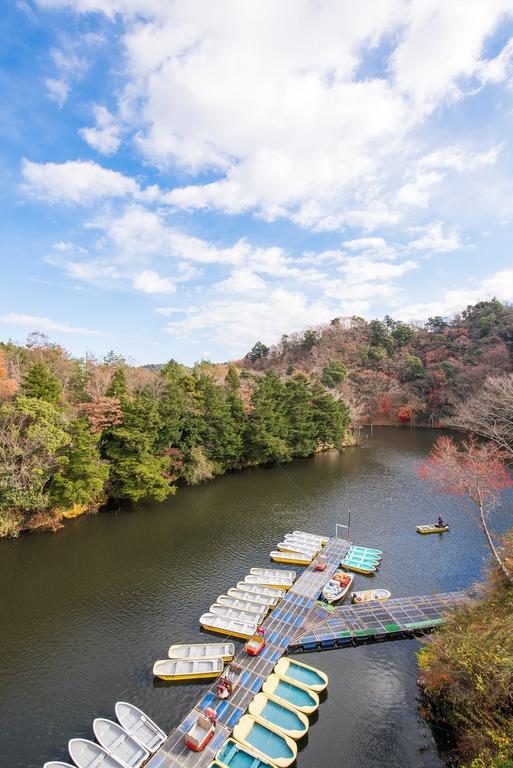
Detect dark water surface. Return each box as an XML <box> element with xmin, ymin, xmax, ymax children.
<box><xmin>2</xmin><ymin>427</ymin><xmax>512</xmax><ymax>768</ymax></box>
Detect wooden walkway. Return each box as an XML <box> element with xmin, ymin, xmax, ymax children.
<box><xmin>145</xmin><ymin>537</ymin><xmax>481</xmax><ymax>768</ymax></box>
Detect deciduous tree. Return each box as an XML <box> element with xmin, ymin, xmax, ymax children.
<box><xmin>418</xmin><ymin>435</ymin><xmax>513</xmax><ymax>583</ymax></box>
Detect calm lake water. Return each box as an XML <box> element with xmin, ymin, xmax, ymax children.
<box><xmin>2</xmin><ymin>427</ymin><xmax>512</xmax><ymax>768</ymax></box>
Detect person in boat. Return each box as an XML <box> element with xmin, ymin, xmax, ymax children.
<box><xmin>435</xmin><ymin>515</ymin><xmax>445</xmax><ymax>528</ymax></box>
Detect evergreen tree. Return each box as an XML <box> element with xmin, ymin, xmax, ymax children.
<box><xmin>49</xmin><ymin>418</ymin><xmax>108</xmax><ymax>510</ymax></box>
<box><xmin>248</xmin><ymin>370</ymin><xmax>290</xmax><ymax>462</ymax></box>
<box><xmin>283</xmin><ymin>374</ymin><xmax>317</xmax><ymax>456</ymax></box>
<box><xmin>21</xmin><ymin>360</ymin><xmax>61</xmax><ymax>404</ymax></box>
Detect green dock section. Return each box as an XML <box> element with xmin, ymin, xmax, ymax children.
<box><xmin>144</xmin><ymin>537</ymin><xmax>481</xmax><ymax>768</ymax></box>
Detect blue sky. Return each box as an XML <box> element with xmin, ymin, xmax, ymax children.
<box><xmin>2</xmin><ymin>0</ymin><xmax>513</xmax><ymax>367</ymax></box>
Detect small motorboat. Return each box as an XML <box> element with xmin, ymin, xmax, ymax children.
<box><xmin>351</xmin><ymin>589</ymin><xmax>391</xmax><ymax>604</ymax></box>
<box><xmin>114</xmin><ymin>701</ymin><xmax>166</xmax><ymax>753</ymax></box>
<box><xmin>248</xmin><ymin>692</ymin><xmax>309</xmax><ymax>740</ymax></box>
<box><xmin>270</xmin><ymin>550</ymin><xmax>312</xmax><ymax>565</ymax></box>
<box><xmin>273</xmin><ymin>657</ymin><xmax>328</xmax><ymax>693</ymax></box>
<box><xmin>152</xmin><ymin>656</ymin><xmax>224</xmax><ymax>680</ymax></box>
<box><xmin>232</xmin><ymin>714</ymin><xmax>297</xmax><ymax>768</ymax></box>
<box><xmin>244</xmin><ymin>627</ymin><xmax>266</xmax><ymax>656</ymax></box>
<box><xmin>199</xmin><ymin>611</ymin><xmax>258</xmax><ymax>639</ymax></box>
<box><xmin>244</xmin><ymin>574</ymin><xmax>294</xmax><ymax>590</ymax></box>
<box><xmin>215</xmin><ymin>738</ymin><xmax>277</xmax><ymax>768</ymax></box>
<box><xmin>322</xmin><ymin>571</ymin><xmax>354</xmax><ymax>604</ymax></box>
<box><xmin>184</xmin><ymin>707</ymin><xmax>217</xmax><ymax>752</ymax></box>
<box><xmin>262</xmin><ymin>674</ymin><xmax>319</xmax><ymax>715</ymax></box>
<box><xmin>167</xmin><ymin>642</ymin><xmax>234</xmax><ymax>662</ymax></box>
<box><xmin>68</xmin><ymin>739</ymin><xmax>125</xmax><ymax>768</ymax></box>
<box><xmin>416</xmin><ymin>524</ymin><xmax>450</xmax><ymax>534</ymax></box>
<box><xmin>250</xmin><ymin>568</ymin><xmax>296</xmax><ymax>581</ymax></box>
<box><xmin>216</xmin><ymin>594</ymin><xmax>270</xmax><ymax>617</ymax></box>
<box><xmin>235</xmin><ymin>582</ymin><xmax>286</xmax><ymax>600</ymax></box>
<box><xmin>209</xmin><ymin>602</ymin><xmax>266</xmax><ymax>624</ymax></box>
<box><xmin>93</xmin><ymin>718</ymin><xmax>149</xmax><ymax>768</ymax></box>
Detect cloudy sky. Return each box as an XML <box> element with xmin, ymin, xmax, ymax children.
<box><xmin>2</xmin><ymin>0</ymin><xmax>513</xmax><ymax>366</ymax></box>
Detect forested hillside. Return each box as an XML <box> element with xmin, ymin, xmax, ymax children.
<box><xmin>0</xmin><ymin>335</ymin><xmax>350</xmax><ymax>536</ymax></box>
<box><xmin>242</xmin><ymin>299</ymin><xmax>513</xmax><ymax>427</ymax></box>
<box><xmin>1</xmin><ymin>298</ymin><xmax>512</xmax><ymax>537</ymax></box>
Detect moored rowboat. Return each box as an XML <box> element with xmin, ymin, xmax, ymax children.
<box><xmin>273</xmin><ymin>657</ymin><xmax>328</xmax><ymax>693</ymax></box>
<box><xmin>228</xmin><ymin>586</ymin><xmax>280</xmax><ymax>606</ymax></box>
<box><xmin>262</xmin><ymin>674</ymin><xmax>319</xmax><ymax>715</ymax></box>
<box><xmin>248</xmin><ymin>692</ymin><xmax>309</xmax><ymax>740</ymax></box>
<box><xmin>153</xmin><ymin>656</ymin><xmax>224</xmax><ymax>680</ymax></box>
<box><xmin>209</xmin><ymin>602</ymin><xmax>266</xmax><ymax>624</ymax></box>
<box><xmin>68</xmin><ymin>739</ymin><xmax>125</xmax><ymax>768</ymax></box>
<box><xmin>216</xmin><ymin>594</ymin><xmax>270</xmax><ymax>616</ymax></box>
<box><xmin>244</xmin><ymin>574</ymin><xmax>294</xmax><ymax>590</ymax></box>
<box><xmin>167</xmin><ymin>642</ymin><xmax>234</xmax><ymax>662</ymax></box>
<box><xmin>270</xmin><ymin>550</ymin><xmax>312</xmax><ymax>565</ymax></box>
<box><xmin>250</xmin><ymin>568</ymin><xmax>296</xmax><ymax>581</ymax></box>
<box><xmin>232</xmin><ymin>714</ymin><xmax>297</xmax><ymax>768</ymax></box>
<box><xmin>93</xmin><ymin>718</ymin><xmax>149</xmax><ymax>768</ymax></box>
<box><xmin>114</xmin><ymin>701</ymin><xmax>166</xmax><ymax>753</ymax></box>
<box><xmin>199</xmin><ymin>611</ymin><xmax>258</xmax><ymax>639</ymax></box>
<box><xmin>235</xmin><ymin>582</ymin><xmax>286</xmax><ymax>600</ymax></box>
<box><xmin>215</xmin><ymin>738</ymin><xmax>277</xmax><ymax>768</ymax></box>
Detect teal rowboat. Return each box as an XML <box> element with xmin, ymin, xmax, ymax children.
<box><xmin>248</xmin><ymin>693</ymin><xmax>309</xmax><ymax>740</ymax></box>
<box><xmin>273</xmin><ymin>657</ymin><xmax>328</xmax><ymax>693</ymax></box>
<box><xmin>262</xmin><ymin>674</ymin><xmax>319</xmax><ymax>715</ymax></box>
<box><xmin>215</xmin><ymin>738</ymin><xmax>277</xmax><ymax>768</ymax></box>
<box><xmin>232</xmin><ymin>715</ymin><xmax>297</xmax><ymax>768</ymax></box>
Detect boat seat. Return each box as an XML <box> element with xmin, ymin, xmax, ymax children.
<box><xmin>197</xmin><ymin>715</ymin><xmax>212</xmax><ymax>730</ymax></box>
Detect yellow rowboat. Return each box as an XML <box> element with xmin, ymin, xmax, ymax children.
<box><xmin>152</xmin><ymin>656</ymin><xmax>224</xmax><ymax>681</ymax></box>
<box><xmin>167</xmin><ymin>642</ymin><xmax>234</xmax><ymax>662</ymax></box>
<box><xmin>280</xmin><ymin>537</ymin><xmax>321</xmax><ymax>554</ymax></box>
<box><xmin>250</xmin><ymin>568</ymin><xmax>296</xmax><ymax>581</ymax></box>
<box><xmin>235</xmin><ymin>582</ymin><xmax>286</xmax><ymax>600</ymax></box>
<box><xmin>232</xmin><ymin>715</ymin><xmax>297</xmax><ymax>768</ymax></box>
<box><xmin>273</xmin><ymin>657</ymin><xmax>328</xmax><ymax>693</ymax></box>
<box><xmin>199</xmin><ymin>612</ymin><xmax>258</xmax><ymax>639</ymax></box>
<box><xmin>262</xmin><ymin>674</ymin><xmax>319</xmax><ymax>715</ymax></box>
<box><xmin>270</xmin><ymin>551</ymin><xmax>312</xmax><ymax>566</ymax></box>
<box><xmin>209</xmin><ymin>603</ymin><xmax>266</xmax><ymax>624</ymax></box>
<box><xmin>248</xmin><ymin>693</ymin><xmax>309</xmax><ymax>740</ymax></box>
<box><xmin>416</xmin><ymin>524</ymin><xmax>450</xmax><ymax>534</ymax></box>
<box><xmin>276</xmin><ymin>541</ymin><xmax>317</xmax><ymax>556</ymax></box>
<box><xmin>244</xmin><ymin>574</ymin><xmax>294</xmax><ymax>591</ymax></box>
<box><xmin>216</xmin><ymin>594</ymin><xmax>270</xmax><ymax>617</ymax></box>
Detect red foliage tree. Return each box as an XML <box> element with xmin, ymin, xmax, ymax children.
<box><xmin>418</xmin><ymin>435</ymin><xmax>513</xmax><ymax>583</ymax></box>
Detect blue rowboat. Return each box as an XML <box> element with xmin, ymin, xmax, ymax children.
<box><xmin>273</xmin><ymin>657</ymin><xmax>328</xmax><ymax>693</ymax></box>
<box><xmin>262</xmin><ymin>674</ymin><xmax>319</xmax><ymax>715</ymax></box>
<box><xmin>232</xmin><ymin>715</ymin><xmax>297</xmax><ymax>768</ymax></box>
<box><xmin>348</xmin><ymin>545</ymin><xmax>382</xmax><ymax>555</ymax></box>
<box><xmin>341</xmin><ymin>561</ymin><xmax>376</xmax><ymax>574</ymax></box>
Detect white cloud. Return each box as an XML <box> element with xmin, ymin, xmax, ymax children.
<box><xmin>21</xmin><ymin>159</ymin><xmax>140</xmax><ymax>204</ymax></box>
<box><xmin>408</xmin><ymin>222</ymin><xmax>463</xmax><ymax>252</ymax></box>
<box><xmin>79</xmin><ymin>105</ymin><xmax>121</xmax><ymax>154</ymax></box>
<box><xmin>132</xmin><ymin>270</ymin><xmax>176</xmax><ymax>293</ymax></box>
<box><xmin>0</xmin><ymin>313</ymin><xmax>104</xmax><ymax>335</ymax></box>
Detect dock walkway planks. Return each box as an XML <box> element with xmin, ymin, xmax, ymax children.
<box><xmin>144</xmin><ymin>537</ymin><xmax>481</xmax><ymax>768</ymax></box>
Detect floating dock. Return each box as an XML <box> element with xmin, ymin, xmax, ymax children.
<box><xmin>144</xmin><ymin>536</ymin><xmax>481</xmax><ymax>768</ymax></box>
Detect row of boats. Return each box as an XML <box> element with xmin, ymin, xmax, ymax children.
<box><xmin>188</xmin><ymin>656</ymin><xmax>329</xmax><ymax>768</ymax></box>
<box><xmin>43</xmin><ymin>701</ymin><xmax>167</xmax><ymax>768</ymax></box>
<box><xmin>270</xmin><ymin>531</ymin><xmax>329</xmax><ymax>566</ymax></box>
<box><xmin>321</xmin><ymin>545</ymin><xmax>391</xmax><ymax>604</ymax></box>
